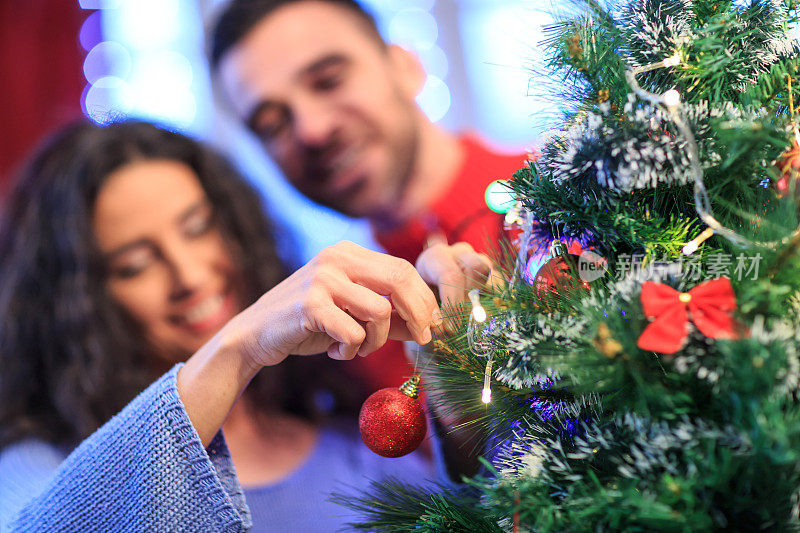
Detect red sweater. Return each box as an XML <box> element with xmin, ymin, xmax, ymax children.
<box><xmin>347</xmin><ymin>135</ymin><xmax>529</xmax><ymax>392</ymax></box>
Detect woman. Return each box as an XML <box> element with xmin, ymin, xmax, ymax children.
<box><xmin>0</xmin><ymin>121</ymin><xmax>491</xmax><ymax>531</ymax></box>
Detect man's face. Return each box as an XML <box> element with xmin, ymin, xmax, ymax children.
<box><xmin>219</xmin><ymin>1</ymin><xmax>422</xmax><ymax>218</ymax></box>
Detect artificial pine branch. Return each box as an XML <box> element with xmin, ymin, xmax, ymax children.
<box><xmin>340</xmin><ymin>1</ymin><xmax>800</xmax><ymax>529</ymax></box>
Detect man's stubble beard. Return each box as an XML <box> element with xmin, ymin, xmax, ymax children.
<box><xmin>325</xmin><ymin>107</ymin><xmax>420</xmax><ymax>221</ymax></box>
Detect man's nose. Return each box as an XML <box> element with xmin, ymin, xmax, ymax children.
<box><xmin>292</xmin><ymin>99</ymin><xmax>337</xmax><ymax>147</ymax></box>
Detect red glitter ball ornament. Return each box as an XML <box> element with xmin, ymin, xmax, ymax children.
<box><xmin>775</xmin><ymin>131</ymin><xmax>800</xmax><ymax>197</ymax></box>
<box><xmin>534</xmin><ymin>254</ymin><xmax>591</xmax><ymax>293</ymax></box>
<box><xmin>530</xmin><ymin>240</ymin><xmax>591</xmax><ymax>295</ymax></box>
<box><xmin>359</xmin><ymin>376</ymin><xmax>427</xmax><ymax>458</ymax></box>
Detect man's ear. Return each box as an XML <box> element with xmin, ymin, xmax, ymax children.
<box><xmin>388</xmin><ymin>44</ymin><xmax>426</xmax><ymax>98</ymax></box>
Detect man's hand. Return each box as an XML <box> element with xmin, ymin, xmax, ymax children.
<box><xmin>416</xmin><ymin>240</ymin><xmax>496</xmax><ymax>308</ymax></box>
<box><xmin>411</xmin><ymin>240</ymin><xmax>500</xmax><ymax>480</ymax></box>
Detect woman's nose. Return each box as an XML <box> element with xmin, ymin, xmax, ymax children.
<box><xmin>165</xmin><ymin>247</ymin><xmax>208</xmax><ymax>300</ymax></box>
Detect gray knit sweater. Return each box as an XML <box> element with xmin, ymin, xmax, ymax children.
<box><xmin>0</xmin><ymin>365</ymin><xmax>436</xmax><ymax>531</ymax></box>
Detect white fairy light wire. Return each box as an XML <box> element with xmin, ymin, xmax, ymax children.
<box><xmin>467</xmin><ymin>288</ymin><xmax>494</xmax><ymax>403</ymax></box>
<box><xmin>510</xmin><ymin>206</ymin><xmax>536</xmax><ymax>286</ymax></box>
<box><xmin>469</xmin><ymin>52</ymin><xmax>783</xmax><ymax>403</ymax></box>
<box><xmin>624</xmin><ymin>55</ymin><xmax>758</xmax><ymax>250</ymax></box>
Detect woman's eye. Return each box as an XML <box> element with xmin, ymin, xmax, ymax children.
<box><xmin>110</xmin><ymin>249</ymin><xmax>153</xmax><ymax>279</ymax></box>
<box><xmin>113</xmin><ymin>265</ymin><xmax>146</xmax><ymax>279</ymax></box>
<box><xmin>184</xmin><ymin>211</ymin><xmax>213</xmax><ymax>237</ymax></box>
<box><xmin>112</xmin><ymin>258</ymin><xmax>149</xmax><ymax>279</ymax></box>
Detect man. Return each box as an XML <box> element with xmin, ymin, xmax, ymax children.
<box><xmin>210</xmin><ymin>0</ymin><xmax>527</xmax><ymax>392</ymax></box>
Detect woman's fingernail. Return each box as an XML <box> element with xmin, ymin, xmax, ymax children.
<box><xmin>339</xmin><ymin>344</ymin><xmax>354</xmax><ymax>360</ymax></box>
<box><xmin>421</xmin><ymin>326</ymin><xmax>432</xmax><ymax>344</ymax></box>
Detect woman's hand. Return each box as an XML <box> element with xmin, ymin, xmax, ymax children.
<box><xmin>179</xmin><ymin>241</ymin><xmax>441</xmax><ymax>446</ymax></box>
<box><xmin>229</xmin><ymin>240</ymin><xmax>441</xmax><ymax>368</ymax></box>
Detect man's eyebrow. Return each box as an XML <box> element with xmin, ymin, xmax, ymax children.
<box><xmin>300</xmin><ymin>53</ymin><xmax>348</xmax><ymax>78</ymax></box>
<box><xmin>245</xmin><ymin>54</ymin><xmax>349</xmax><ymax>130</ymax></box>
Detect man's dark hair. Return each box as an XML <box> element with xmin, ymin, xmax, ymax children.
<box><xmin>210</xmin><ymin>0</ymin><xmax>383</xmax><ymax>70</ymax></box>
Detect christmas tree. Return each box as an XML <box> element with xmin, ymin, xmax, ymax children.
<box><xmin>336</xmin><ymin>0</ymin><xmax>800</xmax><ymax>530</ymax></box>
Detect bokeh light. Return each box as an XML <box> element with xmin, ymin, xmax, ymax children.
<box><xmin>416</xmin><ymin>75</ymin><xmax>451</xmax><ymax>123</ymax></box>
<box><xmin>81</xmin><ymin>76</ymin><xmax>134</xmax><ymax>123</ymax></box>
<box><xmin>79</xmin><ymin>11</ymin><xmax>103</xmax><ymax>51</ymax></box>
<box><xmin>460</xmin><ymin>3</ymin><xmax>553</xmax><ymax>147</ymax></box>
<box><xmin>484</xmin><ymin>180</ymin><xmax>516</xmax><ymax>213</ymax></box>
<box><xmin>105</xmin><ymin>0</ymin><xmax>180</xmax><ymax>51</ymax></box>
<box><xmin>416</xmin><ymin>44</ymin><xmax>448</xmax><ymax>79</ymax></box>
<box><xmin>83</xmin><ymin>41</ymin><xmax>132</xmax><ymax>84</ymax></box>
<box><xmin>80</xmin><ymin>0</ymin><xmax>202</xmax><ymax>130</ymax></box>
<box><xmin>388</xmin><ymin>8</ymin><xmax>438</xmax><ymax>50</ymax></box>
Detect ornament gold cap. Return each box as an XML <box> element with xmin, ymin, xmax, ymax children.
<box><xmin>398</xmin><ymin>376</ymin><xmax>421</xmax><ymax>398</ymax></box>
<box><xmin>549</xmin><ymin>239</ymin><xmax>567</xmax><ymax>256</ymax></box>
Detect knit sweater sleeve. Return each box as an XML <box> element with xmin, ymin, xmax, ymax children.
<box><xmin>1</xmin><ymin>364</ymin><xmax>252</xmax><ymax>532</ymax></box>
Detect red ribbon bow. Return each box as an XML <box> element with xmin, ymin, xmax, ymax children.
<box><xmin>636</xmin><ymin>277</ymin><xmax>740</xmax><ymax>354</ymax></box>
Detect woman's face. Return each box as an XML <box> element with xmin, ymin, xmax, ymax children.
<box><xmin>93</xmin><ymin>159</ymin><xmax>242</xmax><ymax>363</ymax></box>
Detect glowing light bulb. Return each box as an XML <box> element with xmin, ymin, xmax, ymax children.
<box><xmin>468</xmin><ymin>289</ymin><xmax>487</xmax><ymax>323</ymax></box>
<box><xmin>481</xmin><ymin>357</ymin><xmax>494</xmax><ymax>404</ymax></box>
<box><xmin>683</xmin><ymin>227</ymin><xmax>714</xmax><ymax>256</ymax></box>
<box><xmin>481</xmin><ymin>387</ymin><xmax>492</xmax><ymax>404</ymax></box>
<box><xmin>663</xmin><ymin>89</ymin><xmax>681</xmax><ymax>107</ymax></box>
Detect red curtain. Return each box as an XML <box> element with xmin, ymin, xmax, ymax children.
<box><xmin>0</xmin><ymin>2</ymin><xmax>86</xmax><ymax>192</ymax></box>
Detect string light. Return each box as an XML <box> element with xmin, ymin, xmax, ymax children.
<box><xmin>683</xmin><ymin>227</ymin><xmax>714</xmax><ymax>255</ymax></box>
<box><xmin>663</xmin><ymin>89</ymin><xmax>681</xmax><ymax>107</ymax></box>
<box><xmin>467</xmin><ymin>288</ymin><xmax>493</xmax><ymax>403</ymax></box>
<box><xmin>482</xmin><ymin>358</ymin><xmax>494</xmax><ymax>404</ymax></box>
<box><xmin>632</xmin><ymin>53</ymin><xmax>682</xmax><ymax>74</ymax></box>
<box><xmin>626</xmin><ymin>51</ymin><xmax>800</xmax><ymax>253</ymax></box>
<box><xmin>663</xmin><ymin>54</ymin><xmax>681</xmax><ymax>67</ymax></box>
<box><xmin>504</xmin><ymin>201</ymin><xmax>525</xmax><ymax>226</ymax></box>
<box><xmin>468</xmin><ymin>289</ymin><xmax>487</xmax><ymax>323</ymax></box>
<box><xmin>625</xmin><ymin>56</ymin><xmax>755</xmax><ymax>250</ymax></box>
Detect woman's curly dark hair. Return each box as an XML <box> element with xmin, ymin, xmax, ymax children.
<box><xmin>0</xmin><ymin>120</ymin><xmax>366</xmax><ymax>450</ymax></box>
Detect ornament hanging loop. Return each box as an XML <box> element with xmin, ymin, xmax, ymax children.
<box><xmin>549</xmin><ymin>238</ymin><xmax>567</xmax><ymax>257</ymax></box>
<box><xmin>510</xmin><ymin>207</ymin><xmax>535</xmax><ymax>287</ymax></box>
